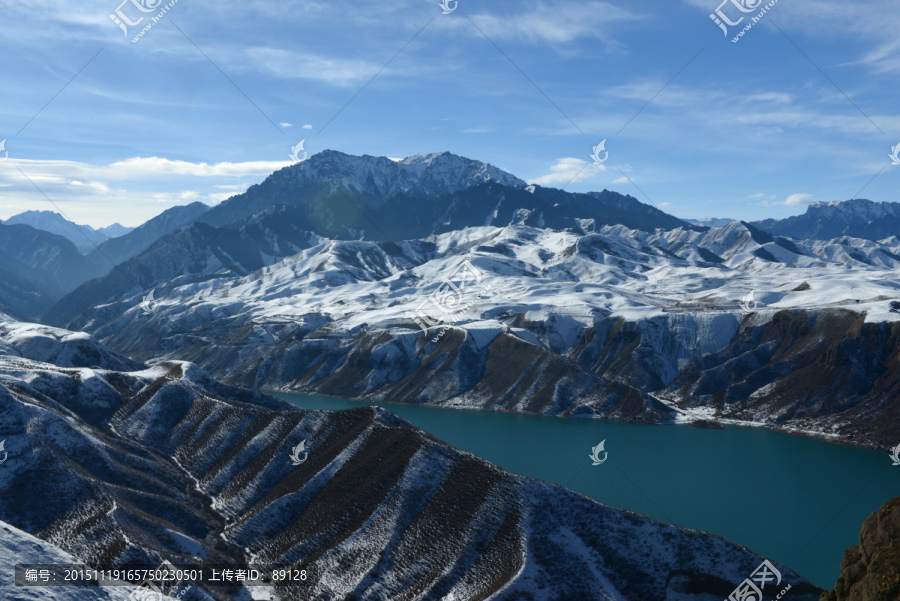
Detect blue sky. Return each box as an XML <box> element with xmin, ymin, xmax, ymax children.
<box><xmin>0</xmin><ymin>0</ymin><xmax>898</xmax><ymax>227</ymax></box>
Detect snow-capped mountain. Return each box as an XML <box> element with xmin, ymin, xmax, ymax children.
<box><xmin>44</xmin><ymin>183</ymin><xmax>690</xmax><ymax>326</ymax></box>
<box><xmin>686</xmin><ymin>217</ymin><xmax>736</xmax><ymax>227</ymax></box>
<box><xmin>0</xmin><ymin>317</ymin><xmax>824</xmax><ymax>600</ymax></box>
<box><xmin>26</xmin><ymin>151</ymin><xmax>693</xmax><ymax>324</ymax></box>
<box><xmin>192</xmin><ymin>150</ymin><xmax>692</xmax><ymax>242</ymax></box>
<box><xmin>9</xmin><ymin>151</ymin><xmax>900</xmax><ymax>452</ymax></box>
<box><xmin>55</xmin><ymin>218</ymin><xmax>900</xmax><ymax>451</ymax></box>
<box><xmin>752</xmin><ymin>198</ymin><xmax>900</xmax><ymax>241</ymax></box>
<box><xmin>43</xmin><ymin>210</ymin><xmax>324</xmax><ymax>327</ymax></box>
<box><xmin>0</xmin><ymin>205</ymin><xmax>209</xmax><ymax>321</ymax></box>
<box><xmin>4</xmin><ymin>210</ymin><xmax>132</xmax><ymax>252</ymax></box>
<box><xmin>197</xmin><ymin>151</ymin><xmax>690</xmax><ymax>241</ymax></box>
<box><xmin>200</xmin><ymin>150</ymin><xmax>527</xmax><ymax>227</ymax></box>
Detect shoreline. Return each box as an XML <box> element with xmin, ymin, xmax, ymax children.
<box><xmin>263</xmin><ymin>387</ymin><xmax>887</xmax><ymax>453</ymax></box>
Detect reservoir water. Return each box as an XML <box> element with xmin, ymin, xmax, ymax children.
<box><xmin>274</xmin><ymin>393</ymin><xmax>900</xmax><ymax>588</ymax></box>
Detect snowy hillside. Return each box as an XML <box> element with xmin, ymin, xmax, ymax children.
<box><xmin>0</xmin><ymin>520</ymin><xmax>180</xmax><ymax>601</ymax></box>
<box><xmin>0</xmin><ymin>318</ymin><xmax>824</xmax><ymax>600</ymax></box>
<box><xmin>62</xmin><ymin>219</ymin><xmax>900</xmax><ymax>450</ymax></box>
<box><xmin>686</xmin><ymin>217</ymin><xmax>735</xmax><ymax>227</ymax></box>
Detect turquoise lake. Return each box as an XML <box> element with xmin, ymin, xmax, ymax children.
<box><xmin>274</xmin><ymin>393</ymin><xmax>900</xmax><ymax>589</ymax></box>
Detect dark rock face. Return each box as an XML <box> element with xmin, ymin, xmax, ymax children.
<box><xmin>659</xmin><ymin>310</ymin><xmax>900</xmax><ymax>450</ymax></box>
<box><xmin>821</xmin><ymin>497</ymin><xmax>900</xmax><ymax>601</ymax></box>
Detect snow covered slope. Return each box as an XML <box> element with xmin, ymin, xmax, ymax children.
<box><xmin>61</xmin><ymin>219</ymin><xmax>900</xmax><ymax>450</ymax></box>
<box><xmin>0</xmin><ymin>520</ymin><xmax>180</xmax><ymax>601</ymax></box>
<box><xmin>0</xmin><ymin>318</ymin><xmax>823</xmax><ymax>600</ymax></box>
<box><xmin>686</xmin><ymin>217</ymin><xmax>736</xmax><ymax>227</ymax></box>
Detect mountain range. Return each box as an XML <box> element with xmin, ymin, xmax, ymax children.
<box><xmin>0</xmin><ymin>151</ymin><xmax>897</xmax><ymax>448</ymax></box>
<box><xmin>0</xmin><ymin>150</ymin><xmax>887</xmax><ymax>453</ymax></box>
<box><xmin>52</xmin><ymin>215</ymin><xmax>900</xmax><ymax>450</ymax></box>
<box><xmin>0</xmin><ymin>222</ymin><xmax>107</xmax><ymax>320</ymax></box>
<box><xmin>752</xmin><ymin>199</ymin><xmax>900</xmax><ymax>241</ymax></box>
<box><xmin>3</xmin><ymin>210</ymin><xmax>132</xmax><ymax>251</ymax></box>
<box><xmin>194</xmin><ymin>150</ymin><xmax>693</xmax><ymax>244</ymax></box>
<box><xmin>2</xmin><ymin>149</ymin><xmax>899</xmax><ymax>599</ymax></box>
<box><xmin>0</xmin><ymin>315</ymin><xmax>825</xmax><ymax>600</ymax></box>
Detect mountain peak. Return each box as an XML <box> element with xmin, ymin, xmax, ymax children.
<box><xmin>752</xmin><ymin>198</ymin><xmax>900</xmax><ymax>241</ymax></box>
<box><xmin>806</xmin><ymin>198</ymin><xmax>900</xmax><ymax>221</ymax></box>
<box><xmin>203</xmin><ymin>149</ymin><xmax>527</xmax><ymax>227</ymax></box>
<box><xmin>4</xmin><ymin>210</ymin><xmax>133</xmax><ymax>251</ymax></box>
<box><xmin>297</xmin><ymin>149</ymin><xmax>526</xmax><ymax>192</ymax></box>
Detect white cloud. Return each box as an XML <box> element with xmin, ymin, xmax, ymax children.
<box><xmin>152</xmin><ymin>190</ymin><xmax>203</xmax><ymax>203</ymax></box>
<box><xmin>452</xmin><ymin>2</ymin><xmax>639</xmax><ymax>45</ymax></box>
<box><xmin>683</xmin><ymin>0</ymin><xmax>900</xmax><ymax>73</ymax></box>
<box><xmin>760</xmin><ymin>193</ymin><xmax>814</xmax><ymax>207</ymax></box>
<box><xmin>302</xmin><ymin>124</ymin><xmax>313</xmax><ymax>129</ymax></box>
<box><xmin>70</xmin><ymin>180</ymin><xmax>110</xmax><ymax>193</ymax></box>
<box><xmin>280</xmin><ymin>122</ymin><xmax>293</xmax><ymax>128</ymax></box>
<box><xmin>224</xmin><ymin>47</ymin><xmax>388</xmax><ymax>86</ymax></box>
<box><xmin>0</xmin><ymin>157</ymin><xmax>288</xmax><ymax>226</ymax></box>
<box><xmin>785</xmin><ymin>193</ymin><xmax>813</xmax><ymax>206</ymax></box>
<box><xmin>528</xmin><ymin>158</ymin><xmax>607</xmax><ymax>186</ymax></box>
<box><xmin>0</xmin><ymin>157</ymin><xmax>289</xmax><ymax>182</ymax></box>
<box><xmin>104</xmin><ymin>157</ymin><xmax>290</xmax><ymax>178</ymax></box>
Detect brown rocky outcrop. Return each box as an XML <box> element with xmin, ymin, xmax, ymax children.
<box><xmin>821</xmin><ymin>497</ymin><xmax>900</xmax><ymax>601</ymax></box>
